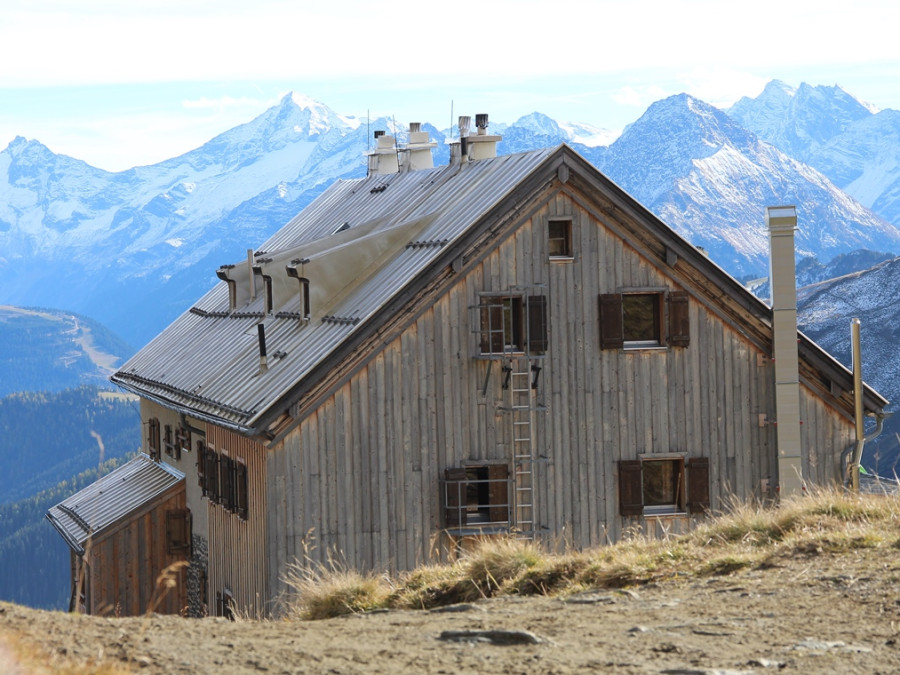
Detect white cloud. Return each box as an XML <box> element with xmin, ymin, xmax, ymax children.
<box><xmin>613</xmin><ymin>85</ymin><xmax>671</xmax><ymax>109</ymax></box>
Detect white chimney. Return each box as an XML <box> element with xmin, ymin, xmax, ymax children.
<box><xmin>400</xmin><ymin>121</ymin><xmax>437</xmax><ymax>172</ymax></box>
<box><xmin>466</xmin><ymin>113</ymin><xmax>501</xmax><ymax>160</ymax></box>
<box><xmin>449</xmin><ymin>114</ymin><xmax>501</xmax><ymax>165</ymax></box>
<box><xmin>366</xmin><ymin>130</ymin><xmax>399</xmax><ymax>175</ymax></box>
<box><xmin>767</xmin><ymin>205</ymin><xmax>804</xmax><ymax>497</ymax></box>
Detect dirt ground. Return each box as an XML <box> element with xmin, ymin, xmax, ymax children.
<box><xmin>2</xmin><ymin>545</ymin><xmax>900</xmax><ymax>674</ymax></box>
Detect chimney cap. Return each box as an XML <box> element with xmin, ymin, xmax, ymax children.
<box><xmin>409</xmin><ymin>122</ymin><xmax>421</xmax><ymax>133</ymax></box>
<box><xmin>374</xmin><ymin>129</ymin><xmax>385</xmax><ymax>139</ymax></box>
<box><xmin>766</xmin><ymin>205</ymin><xmax>797</xmax><ymax>230</ymax></box>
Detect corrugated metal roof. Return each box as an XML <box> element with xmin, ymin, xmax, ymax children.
<box><xmin>46</xmin><ymin>455</ymin><xmax>185</xmax><ymax>553</ymax></box>
<box><xmin>112</xmin><ymin>148</ymin><xmax>558</xmax><ymax>430</ymax></box>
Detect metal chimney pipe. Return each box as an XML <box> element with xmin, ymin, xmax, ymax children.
<box><xmin>766</xmin><ymin>205</ymin><xmax>804</xmax><ymax>498</ymax></box>
<box><xmin>257</xmin><ymin>323</ymin><xmax>268</xmax><ymax>373</ymax></box>
<box><xmin>458</xmin><ymin>115</ymin><xmax>471</xmax><ymax>138</ymax></box>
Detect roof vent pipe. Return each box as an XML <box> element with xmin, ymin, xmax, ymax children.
<box><xmin>247</xmin><ymin>249</ymin><xmax>256</xmax><ymax>300</ymax></box>
<box><xmin>475</xmin><ymin>113</ymin><xmax>489</xmax><ymax>134</ymax></box>
<box><xmin>458</xmin><ymin>116</ymin><xmax>471</xmax><ymax>138</ymax></box>
<box><xmin>257</xmin><ymin>323</ymin><xmax>268</xmax><ymax>373</ymax></box>
<box><xmin>766</xmin><ymin>205</ymin><xmax>804</xmax><ymax>498</ymax></box>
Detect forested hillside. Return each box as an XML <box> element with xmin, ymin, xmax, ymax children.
<box><xmin>0</xmin><ymin>306</ymin><xmax>133</xmax><ymax>397</ymax></box>
<box><xmin>0</xmin><ymin>456</ymin><xmax>133</xmax><ymax>610</ymax></box>
<box><xmin>0</xmin><ymin>386</ymin><xmax>141</xmax><ymax>504</ymax></box>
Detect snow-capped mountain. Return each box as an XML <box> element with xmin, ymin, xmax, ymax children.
<box><xmin>798</xmin><ymin>257</ymin><xmax>900</xmax><ymax>473</ymax></box>
<box><xmin>729</xmin><ymin>81</ymin><xmax>900</xmax><ymax>227</ymax></box>
<box><xmin>3</xmin><ymin>85</ymin><xmax>900</xmax><ymax>347</ymax></box>
<box><xmin>595</xmin><ymin>93</ymin><xmax>900</xmax><ymax>278</ymax></box>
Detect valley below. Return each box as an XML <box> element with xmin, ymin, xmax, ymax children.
<box><xmin>2</xmin><ymin>543</ymin><xmax>899</xmax><ymax>674</ymax></box>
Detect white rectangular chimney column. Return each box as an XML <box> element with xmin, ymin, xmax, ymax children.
<box><xmin>767</xmin><ymin>205</ymin><xmax>804</xmax><ymax>497</ymax></box>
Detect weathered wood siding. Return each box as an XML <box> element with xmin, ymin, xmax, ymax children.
<box><xmin>206</xmin><ymin>426</ymin><xmax>268</xmax><ymax>616</ymax></box>
<box><xmin>265</xmin><ymin>187</ymin><xmax>857</xmax><ymax>595</ymax></box>
<box><xmin>84</xmin><ymin>485</ymin><xmax>187</xmax><ymax>616</ymax></box>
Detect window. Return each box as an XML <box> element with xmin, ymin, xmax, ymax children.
<box><xmin>176</xmin><ymin>427</ymin><xmax>190</xmax><ymax>458</ymax></box>
<box><xmin>166</xmin><ymin>509</ymin><xmax>192</xmax><ymax>555</ymax></box>
<box><xmin>147</xmin><ymin>418</ymin><xmax>161</xmax><ymax>461</ymax></box>
<box><xmin>199</xmin><ymin>445</ymin><xmax>248</xmax><ymax>520</ymax></box>
<box><xmin>599</xmin><ymin>290</ymin><xmax>690</xmax><ymax>350</ymax></box>
<box><xmin>479</xmin><ymin>295</ymin><xmax>547</xmax><ymax>354</ymax></box>
<box><xmin>618</xmin><ymin>457</ymin><xmax>709</xmax><ymax>516</ymax></box>
<box><xmin>443</xmin><ymin>465</ymin><xmax>509</xmax><ymax>528</ymax></box>
<box><xmin>622</xmin><ymin>293</ymin><xmax>662</xmax><ymax>346</ymax></box>
<box><xmin>548</xmin><ymin>218</ymin><xmax>573</xmax><ymax>258</ymax></box>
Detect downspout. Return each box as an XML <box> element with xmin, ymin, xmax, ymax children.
<box><xmin>850</xmin><ymin>318</ymin><xmax>865</xmax><ymax>492</ymax></box>
<box><xmin>841</xmin><ymin>410</ymin><xmax>891</xmax><ymax>486</ymax></box>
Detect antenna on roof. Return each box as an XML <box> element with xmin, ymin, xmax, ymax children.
<box><xmin>450</xmin><ymin>100</ymin><xmax>454</xmax><ymax>139</ymax></box>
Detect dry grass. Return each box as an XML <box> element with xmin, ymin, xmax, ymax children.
<box><xmin>0</xmin><ymin>629</ymin><xmax>129</xmax><ymax>675</ymax></box>
<box><xmin>281</xmin><ymin>487</ymin><xmax>900</xmax><ymax>620</ymax></box>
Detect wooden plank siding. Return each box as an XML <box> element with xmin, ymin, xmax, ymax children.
<box><xmin>206</xmin><ymin>426</ymin><xmax>268</xmax><ymax>617</ymax></box>
<box><xmin>85</xmin><ymin>485</ymin><xmax>187</xmax><ymax>616</ymax></box>
<box><xmin>263</xmin><ymin>186</ymin><xmax>860</xmax><ymax>599</ymax></box>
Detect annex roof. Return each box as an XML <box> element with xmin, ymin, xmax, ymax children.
<box><xmin>46</xmin><ymin>455</ymin><xmax>185</xmax><ymax>554</ymax></box>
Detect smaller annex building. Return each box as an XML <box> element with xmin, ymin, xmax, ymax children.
<box><xmin>50</xmin><ymin>118</ymin><xmax>887</xmax><ymax>617</ymax></box>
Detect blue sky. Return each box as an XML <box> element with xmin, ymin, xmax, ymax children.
<box><xmin>2</xmin><ymin>0</ymin><xmax>899</xmax><ymax>171</ymax></box>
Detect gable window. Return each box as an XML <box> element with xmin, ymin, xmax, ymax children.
<box><xmin>618</xmin><ymin>456</ymin><xmax>709</xmax><ymax>516</ymax></box>
<box><xmin>147</xmin><ymin>418</ymin><xmax>161</xmax><ymax>461</ymax></box>
<box><xmin>443</xmin><ymin>464</ymin><xmax>509</xmax><ymax>529</ymax></box>
<box><xmin>479</xmin><ymin>295</ymin><xmax>548</xmax><ymax>354</ymax></box>
<box><xmin>548</xmin><ymin>218</ymin><xmax>573</xmax><ymax>259</ymax></box>
<box><xmin>599</xmin><ymin>290</ymin><xmax>690</xmax><ymax>350</ymax></box>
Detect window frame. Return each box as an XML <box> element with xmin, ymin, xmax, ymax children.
<box><xmin>479</xmin><ymin>294</ymin><xmax>525</xmax><ymax>354</ymax></box>
<box><xmin>618</xmin><ymin>455</ymin><xmax>709</xmax><ymax>517</ymax></box>
<box><xmin>547</xmin><ymin>217</ymin><xmax>574</xmax><ymax>260</ymax></box>
<box><xmin>478</xmin><ymin>293</ymin><xmax>548</xmax><ymax>355</ymax></box>
<box><xmin>622</xmin><ymin>291</ymin><xmax>664</xmax><ymax>349</ymax></box>
<box><xmin>443</xmin><ymin>463</ymin><xmax>510</xmax><ymax>530</ymax></box>
<box><xmin>599</xmin><ymin>289</ymin><xmax>691</xmax><ymax>351</ymax></box>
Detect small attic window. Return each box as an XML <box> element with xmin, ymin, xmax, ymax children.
<box><xmin>548</xmin><ymin>218</ymin><xmax>573</xmax><ymax>259</ymax></box>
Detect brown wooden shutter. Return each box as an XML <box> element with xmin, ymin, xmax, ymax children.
<box><xmin>618</xmin><ymin>460</ymin><xmax>643</xmax><ymax>516</ymax></box>
<box><xmin>687</xmin><ymin>457</ymin><xmax>710</xmax><ymax>513</ymax></box>
<box><xmin>527</xmin><ymin>295</ymin><xmax>548</xmax><ymax>353</ymax></box>
<box><xmin>668</xmin><ymin>291</ymin><xmax>690</xmax><ymax>347</ymax></box>
<box><xmin>487</xmin><ymin>464</ymin><xmax>510</xmax><ymax>523</ymax></box>
<box><xmin>444</xmin><ymin>468</ymin><xmax>467</xmax><ymax>527</ymax></box>
<box><xmin>164</xmin><ymin>424</ymin><xmax>174</xmax><ymax>458</ymax></box>
<box><xmin>599</xmin><ymin>294</ymin><xmax>624</xmax><ymax>349</ymax></box>
<box><xmin>221</xmin><ymin>455</ymin><xmax>235</xmax><ymax>510</ymax></box>
<box><xmin>236</xmin><ymin>461</ymin><xmax>249</xmax><ymax>519</ymax></box>
<box><xmin>148</xmin><ymin>418</ymin><xmax>161</xmax><ymax>461</ymax></box>
<box><xmin>166</xmin><ymin>509</ymin><xmax>192</xmax><ymax>555</ymax></box>
<box><xmin>197</xmin><ymin>441</ymin><xmax>207</xmax><ymax>494</ymax></box>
